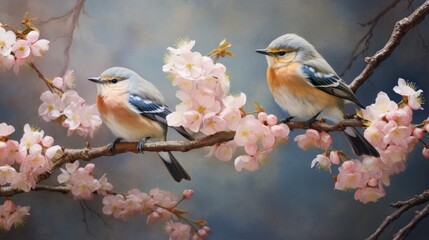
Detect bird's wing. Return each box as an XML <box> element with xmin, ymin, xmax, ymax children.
<box><xmin>300</xmin><ymin>64</ymin><xmax>364</xmax><ymax>108</ymax></box>
<box><xmin>128</xmin><ymin>94</ymin><xmax>194</xmax><ymax>140</ymax></box>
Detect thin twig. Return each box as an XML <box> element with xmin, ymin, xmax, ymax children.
<box><xmin>339</xmin><ymin>0</ymin><xmax>403</xmax><ymax>77</ymax></box>
<box><xmin>350</xmin><ymin>0</ymin><xmax>429</xmax><ymax>92</ymax></box>
<box><xmin>393</xmin><ymin>203</ymin><xmax>429</xmax><ymax>240</ymax></box>
<box><xmin>366</xmin><ymin>190</ymin><xmax>429</xmax><ymax>240</ymax></box>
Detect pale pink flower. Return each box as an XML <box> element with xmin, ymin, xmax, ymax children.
<box><xmin>222</xmin><ymin>93</ymin><xmax>246</xmax><ymax>109</ymax></box>
<box><xmin>0</xmin><ymin>27</ymin><xmax>16</xmax><ymax>56</ymax></box>
<box><xmin>385</xmin><ymin>106</ymin><xmax>412</xmax><ymax>126</ymax></box>
<box><xmin>413</xmin><ymin>128</ymin><xmax>424</xmax><ymax>139</ymax></box>
<box><xmin>38</xmin><ymin>91</ymin><xmax>62</xmax><ymax>121</ymax></box>
<box><xmin>329</xmin><ymin>151</ymin><xmax>340</xmax><ymax>165</ymax></box>
<box><xmin>270</xmin><ymin>124</ymin><xmax>290</xmax><ymax>139</ymax></box>
<box><xmin>318</xmin><ymin>132</ymin><xmax>333</xmax><ymax>150</ymax></box>
<box><xmin>19</xmin><ymin>124</ymin><xmax>44</xmax><ymax>152</ymax></box>
<box><xmin>74</xmin><ymin>104</ymin><xmax>102</xmax><ymax>137</ymax></box>
<box><xmin>364</xmin><ymin>121</ymin><xmax>386</xmax><ymax>149</ymax></box>
<box><xmin>206</xmin><ymin>140</ymin><xmax>237</xmax><ymax>161</ymax></box>
<box><xmin>2</xmin><ymin>140</ymin><xmax>23</xmax><ymax>165</ymax></box>
<box><xmin>266</xmin><ymin>114</ymin><xmax>278</xmax><ymax>126</ymax></box>
<box><xmin>182</xmin><ymin>110</ymin><xmax>202</xmax><ymax>132</ymax></box>
<box><xmin>12</xmin><ymin>39</ymin><xmax>31</xmax><ymax>59</ymax></box>
<box><xmin>200</xmin><ymin>113</ymin><xmax>227</xmax><ymax>135</ymax></box>
<box><xmin>10</xmin><ymin>172</ymin><xmax>33</xmax><ymax>192</ymax></box>
<box><xmin>26</xmin><ymin>31</ymin><xmax>49</xmax><ymax>57</ymax></box>
<box><xmin>0</xmin><ymin>200</ymin><xmax>30</xmax><ymax>231</ymax></box>
<box><xmin>361</xmin><ymin>92</ymin><xmax>397</xmax><ymax>122</ymax></box>
<box><xmin>0</xmin><ymin>122</ymin><xmax>15</xmax><ymax>137</ymax></box>
<box><xmin>102</xmin><ymin>194</ymin><xmax>126</xmax><ymax>218</ymax></box>
<box><xmin>182</xmin><ymin>189</ymin><xmax>194</xmax><ymax>199</ymax></box>
<box><xmin>393</xmin><ymin>78</ymin><xmax>423</xmax><ymax>110</ymax></box>
<box><xmin>422</xmin><ymin>147</ymin><xmax>429</xmax><ymax>158</ymax></box>
<box><xmin>219</xmin><ymin>107</ymin><xmax>241</xmax><ymax>131</ymax></box>
<box><xmin>335</xmin><ymin>160</ymin><xmax>369</xmax><ymax>190</ymax></box>
<box><xmin>380</xmin><ymin>145</ymin><xmax>407</xmax><ymax>165</ymax></box>
<box><xmin>62</xmin><ymin>103</ymin><xmax>82</xmax><ymax>130</ymax></box>
<box><xmin>69</xmin><ymin>170</ymin><xmax>99</xmax><ymax>200</ymax></box>
<box><xmin>166</xmin><ymin>40</ymin><xmax>195</xmax><ymax>55</ymax></box>
<box><xmin>311</xmin><ymin>154</ymin><xmax>331</xmax><ymax>172</ymax></box>
<box><xmin>0</xmin><ymin>165</ymin><xmax>17</xmax><ymax>185</ymax></box>
<box><xmin>383</xmin><ymin>123</ymin><xmax>413</xmax><ymax>148</ymax></box>
<box><xmin>97</xmin><ymin>174</ymin><xmax>113</xmax><ymax>196</ymax></box>
<box><xmin>234</xmin><ymin>154</ymin><xmax>258</xmax><ymax>172</ymax></box>
<box><xmin>166</xmin><ymin>110</ymin><xmax>185</xmax><ymax>127</ymax></box>
<box><xmin>354</xmin><ymin>187</ymin><xmax>385</xmax><ymax>204</ymax></box>
<box><xmin>165</xmin><ymin>221</ymin><xmax>192</xmax><ymax>240</ymax></box>
<box><xmin>294</xmin><ymin>129</ymin><xmax>320</xmax><ymax>150</ymax></box>
<box><xmin>52</xmin><ymin>77</ymin><xmax>64</xmax><ymax>90</ymax></box>
<box><xmin>1</xmin><ymin>54</ymin><xmax>15</xmax><ymax>69</ymax></box>
<box><xmin>45</xmin><ymin>145</ymin><xmax>61</xmax><ymax>160</ymax></box>
<box><xmin>173</xmin><ymin>52</ymin><xmax>205</xmax><ymax>80</ymax></box>
<box><xmin>60</xmin><ymin>90</ymin><xmax>85</xmax><ymax>110</ymax></box>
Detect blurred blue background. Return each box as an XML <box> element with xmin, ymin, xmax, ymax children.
<box><xmin>1</xmin><ymin>0</ymin><xmax>428</xmax><ymax>239</ymax></box>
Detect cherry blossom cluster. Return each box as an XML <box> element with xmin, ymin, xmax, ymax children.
<box><xmin>309</xmin><ymin>78</ymin><xmax>425</xmax><ymax>203</ymax></box>
<box><xmin>294</xmin><ymin>129</ymin><xmax>333</xmax><ymax>151</ymax></box>
<box><xmin>0</xmin><ymin>122</ymin><xmax>61</xmax><ymax>230</ymax></box>
<box><xmin>0</xmin><ymin>122</ymin><xmax>61</xmax><ymax>192</ymax></box>
<box><xmin>0</xmin><ymin>25</ymin><xmax>49</xmax><ymax>73</ymax></box>
<box><xmin>164</xmin><ymin>40</ymin><xmax>290</xmax><ymax>171</ymax></box>
<box><xmin>0</xmin><ymin>199</ymin><xmax>30</xmax><ymax>231</ymax></box>
<box><xmin>38</xmin><ymin>71</ymin><xmax>102</xmax><ymax>137</ymax></box>
<box><xmin>57</xmin><ymin>161</ymin><xmax>113</xmax><ymax>199</ymax></box>
<box><xmin>103</xmin><ymin>188</ymin><xmax>210</xmax><ymax>239</ymax></box>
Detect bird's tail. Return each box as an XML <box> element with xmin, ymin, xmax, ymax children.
<box><xmin>344</xmin><ymin>127</ymin><xmax>380</xmax><ymax>157</ymax></box>
<box><xmin>157</xmin><ymin>152</ymin><xmax>191</xmax><ymax>182</ymax></box>
<box><xmin>173</xmin><ymin>126</ymin><xmax>194</xmax><ymax>141</ymax></box>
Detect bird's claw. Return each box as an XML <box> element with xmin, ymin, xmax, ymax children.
<box><xmin>109</xmin><ymin>138</ymin><xmax>123</xmax><ymax>153</ymax></box>
<box><xmin>137</xmin><ymin>137</ymin><xmax>150</xmax><ymax>154</ymax></box>
<box><xmin>280</xmin><ymin>116</ymin><xmax>294</xmax><ymax>123</ymax></box>
<box><xmin>304</xmin><ymin>112</ymin><xmax>322</xmax><ymax>129</ymax></box>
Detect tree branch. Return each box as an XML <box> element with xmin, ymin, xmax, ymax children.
<box><xmin>350</xmin><ymin>0</ymin><xmax>429</xmax><ymax>92</ymax></box>
<box><xmin>366</xmin><ymin>190</ymin><xmax>429</xmax><ymax>240</ymax></box>
<box><xmin>393</xmin><ymin>203</ymin><xmax>429</xmax><ymax>240</ymax></box>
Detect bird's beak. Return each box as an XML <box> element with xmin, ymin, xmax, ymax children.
<box><xmin>255</xmin><ymin>49</ymin><xmax>274</xmax><ymax>57</ymax></box>
<box><xmin>88</xmin><ymin>77</ymin><xmax>103</xmax><ymax>84</ymax></box>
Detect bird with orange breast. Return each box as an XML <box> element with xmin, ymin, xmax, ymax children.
<box><xmin>256</xmin><ymin>33</ymin><xmax>379</xmax><ymax>157</ymax></box>
<box><xmin>88</xmin><ymin>67</ymin><xmax>193</xmax><ymax>182</ymax></box>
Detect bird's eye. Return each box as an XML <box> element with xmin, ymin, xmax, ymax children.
<box><xmin>277</xmin><ymin>51</ymin><xmax>286</xmax><ymax>56</ymax></box>
<box><xmin>111</xmin><ymin>79</ymin><xmax>118</xmax><ymax>84</ymax></box>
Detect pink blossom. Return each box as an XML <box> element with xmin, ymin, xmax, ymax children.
<box><xmin>219</xmin><ymin>107</ymin><xmax>241</xmax><ymax>131</ymax></box>
<box><xmin>294</xmin><ymin>129</ymin><xmax>320</xmax><ymax>150</ymax></box>
<box><xmin>0</xmin><ymin>200</ymin><xmax>30</xmax><ymax>231</ymax></box>
<box><xmin>0</xmin><ymin>27</ymin><xmax>16</xmax><ymax>56</ymax></box>
<box><xmin>73</xmin><ymin>104</ymin><xmax>102</xmax><ymax>137</ymax></box>
<box><xmin>1</xmin><ymin>54</ymin><xmax>15</xmax><ymax>69</ymax></box>
<box><xmin>335</xmin><ymin>160</ymin><xmax>369</xmax><ymax>190</ymax></box>
<box><xmin>354</xmin><ymin>187</ymin><xmax>385</xmax><ymax>204</ymax></box>
<box><xmin>385</xmin><ymin>106</ymin><xmax>412</xmax><ymax>126</ymax></box>
<box><xmin>266</xmin><ymin>114</ymin><xmax>278</xmax><ymax>125</ymax></box>
<box><xmin>165</xmin><ymin>221</ymin><xmax>192</xmax><ymax>240</ymax></box>
<box><xmin>379</xmin><ymin>145</ymin><xmax>407</xmax><ymax>165</ymax></box>
<box><xmin>12</xmin><ymin>39</ymin><xmax>31</xmax><ymax>59</ymax></box>
<box><xmin>234</xmin><ymin>155</ymin><xmax>257</xmax><ymax>171</ymax></box>
<box><xmin>38</xmin><ymin>91</ymin><xmax>62</xmax><ymax>121</ymax></box>
<box><xmin>422</xmin><ymin>147</ymin><xmax>429</xmax><ymax>158</ymax></box>
<box><xmin>182</xmin><ymin>189</ymin><xmax>194</xmax><ymax>199</ymax></box>
<box><xmin>393</xmin><ymin>78</ymin><xmax>423</xmax><ymax>110</ymax></box>
<box><xmin>413</xmin><ymin>128</ymin><xmax>424</xmax><ymax>139</ymax></box>
<box><xmin>3</xmin><ymin>141</ymin><xmax>21</xmax><ymax>165</ymax></box>
<box><xmin>329</xmin><ymin>151</ymin><xmax>340</xmax><ymax>165</ymax></box>
<box><xmin>63</xmin><ymin>103</ymin><xmax>82</xmax><ymax>130</ymax></box>
<box><xmin>102</xmin><ymin>194</ymin><xmax>126</xmax><ymax>218</ymax></box>
<box><xmin>0</xmin><ymin>122</ymin><xmax>15</xmax><ymax>137</ymax></box>
<box><xmin>364</xmin><ymin>121</ymin><xmax>386</xmax><ymax>149</ymax></box>
<box><xmin>270</xmin><ymin>124</ymin><xmax>290</xmax><ymax>139</ymax></box>
<box><xmin>200</xmin><ymin>112</ymin><xmax>227</xmax><ymax>135</ymax></box>
<box><xmin>10</xmin><ymin>172</ymin><xmax>33</xmax><ymax>192</ymax></box>
<box><xmin>383</xmin><ymin>123</ymin><xmax>413</xmax><ymax>148</ymax></box>
<box><xmin>311</xmin><ymin>154</ymin><xmax>331</xmax><ymax>172</ymax></box>
<box><xmin>361</xmin><ymin>92</ymin><xmax>397</xmax><ymax>122</ymax></box>
<box><xmin>97</xmin><ymin>174</ymin><xmax>113</xmax><ymax>196</ymax></box>
<box><xmin>60</xmin><ymin>90</ymin><xmax>85</xmax><ymax>109</ymax></box>
<box><xmin>19</xmin><ymin>124</ymin><xmax>44</xmax><ymax>152</ymax></box>
<box><xmin>26</xmin><ymin>31</ymin><xmax>49</xmax><ymax>57</ymax></box>
<box><xmin>206</xmin><ymin>140</ymin><xmax>237</xmax><ymax>161</ymax></box>
<box><xmin>166</xmin><ymin>40</ymin><xmax>195</xmax><ymax>55</ymax></box>
<box><xmin>182</xmin><ymin>110</ymin><xmax>202</xmax><ymax>132</ymax></box>
<box><xmin>0</xmin><ymin>165</ymin><xmax>17</xmax><ymax>185</ymax></box>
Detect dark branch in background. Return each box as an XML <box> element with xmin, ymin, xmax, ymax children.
<box><xmin>40</xmin><ymin>0</ymin><xmax>86</xmax><ymax>75</ymax></box>
<box><xmin>339</xmin><ymin>0</ymin><xmax>404</xmax><ymax>77</ymax></box>
<box><xmin>367</xmin><ymin>190</ymin><xmax>429</xmax><ymax>240</ymax></box>
<box><xmin>349</xmin><ymin>0</ymin><xmax>429</xmax><ymax>92</ymax></box>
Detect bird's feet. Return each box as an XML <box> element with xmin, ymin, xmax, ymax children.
<box><xmin>137</xmin><ymin>137</ymin><xmax>150</xmax><ymax>154</ymax></box>
<box><xmin>108</xmin><ymin>138</ymin><xmax>123</xmax><ymax>153</ymax></box>
<box><xmin>280</xmin><ymin>116</ymin><xmax>294</xmax><ymax>123</ymax></box>
<box><xmin>304</xmin><ymin>112</ymin><xmax>321</xmax><ymax>128</ymax></box>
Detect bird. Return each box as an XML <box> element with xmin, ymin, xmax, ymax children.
<box><xmin>255</xmin><ymin>33</ymin><xmax>379</xmax><ymax>157</ymax></box>
<box><xmin>88</xmin><ymin>66</ymin><xmax>193</xmax><ymax>182</ymax></box>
